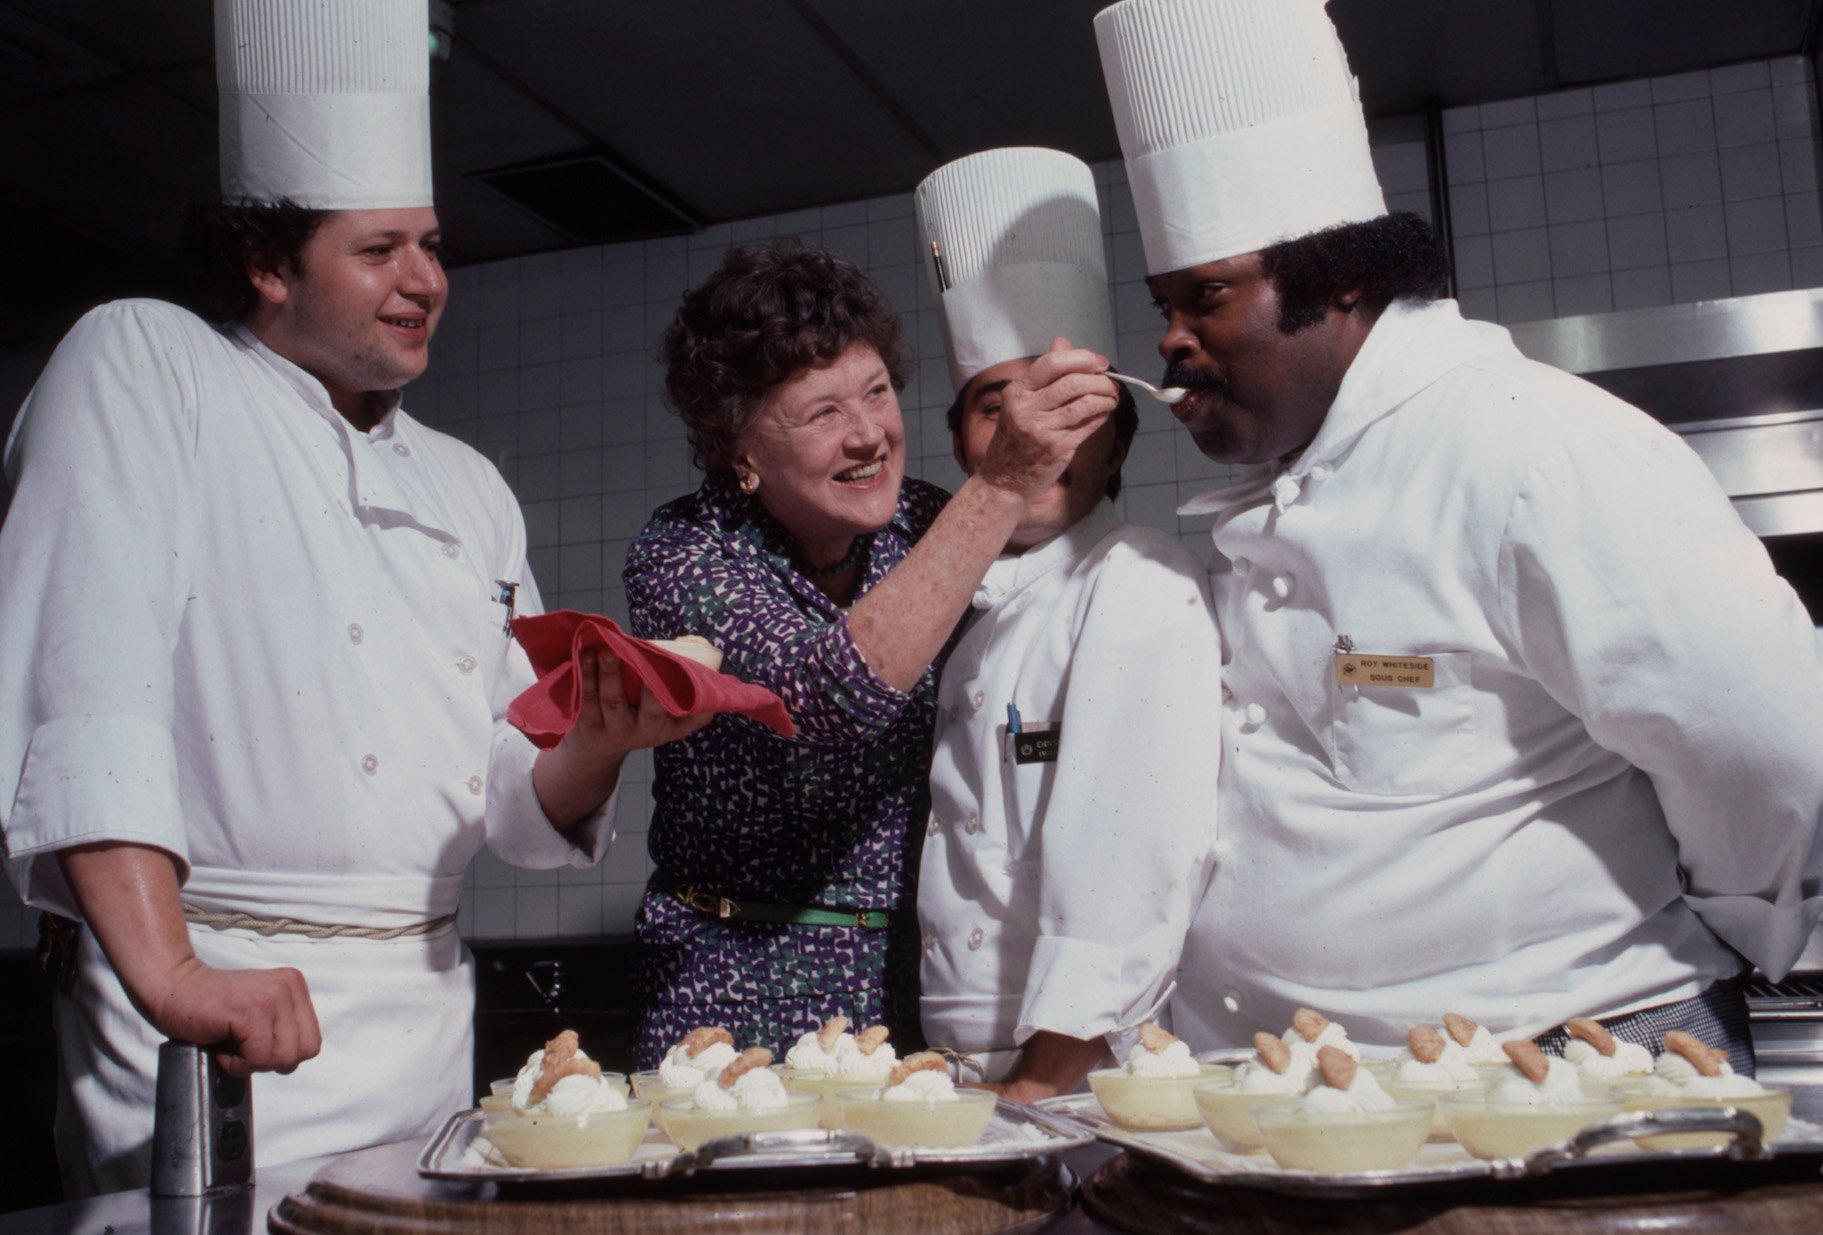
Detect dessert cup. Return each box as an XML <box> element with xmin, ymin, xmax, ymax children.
<box><xmin>1249</xmin><ymin>1100</ymin><xmax>1433</xmax><ymax>1172</ymax></box>
<box><xmin>658</xmin><ymin>1091</ymin><xmax>822</xmax><ymax>1151</ymax></box>
<box><xmin>482</xmin><ymin>1100</ymin><xmax>652</xmax><ymax>1169</ymax></box>
<box><xmin>630</xmin><ymin>1071</ymin><xmax>700</xmax><ymax>1133</ymax></box>
<box><xmin>1381</xmin><ymin>1074</ymin><xmax>1488</xmax><ymax>1141</ymax></box>
<box><xmin>1193</xmin><ymin>1080</ymin><xmax>1301</xmax><ymax>1153</ymax></box>
<box><xmin>1439</xmin><ymin>1092</ymin><xmax>1623</xmax><ymax>1159</ymax></box>
<box><xmin>1615</xmin><ymin>1083</ymin><xmax>1792</xmax><ymax>1149</ymax></box>
<box><xmin>832</xmin><ymin>1087</ymin><xmax>997</xmax><ymax>1148</ymax></box>
<box><xmin>478</xmin><ymin>1078</ymin><xmax>516</xmax><ymax>1114</ymax></box>
<box><xmin>1087</xmin><ymin>1064</ymin><xmax>1232</xmax><ymax>1132</ymax></box>
<box><xmin>778</xmin><ymin>1067</ymin><xmax>894</xmax><ymax>1128</ymax></box>
<box><xmin>484</xmin><ymin>1070</ymin><xmax>627</xmax><ymax>1114</ymax></box>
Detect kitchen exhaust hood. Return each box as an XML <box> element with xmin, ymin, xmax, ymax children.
<box><xmin>1507</xmin><ymin>289</ymin><xmax>1823</xmax><ymax>539</ymax></box>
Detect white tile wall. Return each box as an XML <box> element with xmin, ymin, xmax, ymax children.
<box><xmin>1450</xmin><ymin>55</ymin><xmax>1823</xmax><ymax>323</ymax></box>
<box><xmin>2</xmin><ymin>53</ymin><xmax>1816</xmax><ymax>949</ymax></box>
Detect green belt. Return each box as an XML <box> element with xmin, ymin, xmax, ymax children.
<box><xmin>660</xmin><ymin>876</ymin><xmax>889</xmax><ymax>929</ymax></box>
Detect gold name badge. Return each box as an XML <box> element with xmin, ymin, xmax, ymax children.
<box><xmin>1334</xmin><ymin>653</ymin><xmax>1435</xmax><ymax>688</ymax></box>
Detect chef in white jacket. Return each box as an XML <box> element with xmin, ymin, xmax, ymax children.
<box><xmin>1095</xmin><ymin>0</ymin><xmax>1823</xmax><ymax>1071</ymax></box>
<box><xmin>915</xmin><ymin>148</ymin><xmax>1223</xmax><ymax>1102</ymax></box>
<box><xmin>0</xmin><ymin>0</ymin><xmax>694</xmax><ymax>1196</ymax></box>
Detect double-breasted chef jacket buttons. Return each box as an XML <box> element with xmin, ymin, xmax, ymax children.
<box><xmin>467</xmin><ymin>775</ymin><xmax>484</xmax><ymax>795</ymax></box>
<box><xmin>1243</xmin><ymin>703</ymin><xmax>1266</xmax><ymax>727</ymax></box>
<box><xmin>1270</xmin><ymin>573</ymin><xmax>1294</xmax><ymax>600</ymax></box>
<box><xmin>457</xmin><ymin>655</ymin><xmax>477</xmax><ymax>674</ymax></box>
<box><xmin>440</xmin><ymin>541</ymin><xmax>460</xmax><ymax>559</ymax></box>
<box><xmin>392</xmin><ymin>442</ymin><xmax>410</xmax><ymax>457</ymax></box>
<box><xmin>348</xmin><ymin>623</ymin><xmax>363</xmax><ymax>644</ymax></box>
<box><xmin>361</xmin><ymin>753</ymin><xmax>379</xmax><ymax>774</ymax></box>
<box><xmin>967</xmin><ymin>926</ymin><xmax>985</xmax><ymax>950</ymax></box>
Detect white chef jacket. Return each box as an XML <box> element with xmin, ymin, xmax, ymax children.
<box><xmin>1175</xmin><ymin>297</ymin><xmax>1823</xmax><ymax>1053</ymax></box>
<box><xmin>921</xmin><ymin>500</ymin><xmax>1222</xmax><ymax>1077</ymax></box>
<box><xmin>0</xmin><ymin>300</ymin><xmax>614</xmax><ymax>1195</ymax></box>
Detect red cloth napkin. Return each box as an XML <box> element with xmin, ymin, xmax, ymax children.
<box><xmin>507</xmin><ymin>611</ymin><xmax>796</xmax><ymax>747</ymax></box>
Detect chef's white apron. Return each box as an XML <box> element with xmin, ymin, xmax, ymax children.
<box><xmin>55</xmin><ymin>918</ymin><xmax>474</xmax><ymax>1198</ymax></box>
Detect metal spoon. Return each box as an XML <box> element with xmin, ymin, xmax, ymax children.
<box><xmin>1106</xmin><ymin>370</ymin><xmax>1187</xmax><ymax>405</ymax></box>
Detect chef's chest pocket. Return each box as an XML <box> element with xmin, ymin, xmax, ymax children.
<box><xmin>1324</xmin><ymin>651</ymin><xmax>1482</xmax><ymax>797</ymax></box>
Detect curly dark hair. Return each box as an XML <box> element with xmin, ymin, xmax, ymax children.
<box><xmin>945</xmin><ymin>373</ymin><xmax>1139</xmax><ymax>499</ymax></box>
<box><xmin>1259</xmin><ymin>212</ymin><xmax>1450</xmax><ymax>333</ymax></box>
<box><xmin>181</xmin><ymin>198</ymin><xmax>328</xmax><ymax>322</ymax></box>
<box><xmin>660</xmin><ymin>239</ymin><xmax>906</xmax><ymax>477</ymax></box>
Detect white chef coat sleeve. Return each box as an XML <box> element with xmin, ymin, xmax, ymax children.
<box><xmin>0</xmin><ymin>302</ymin><xmax>203</xmax><ymax>916</ymax></box>
<box><xmin>1496</xmin><ymin>416</ymin><xmax>1823</xmax><ymax>979</ymax></box>
<box><xmin>477</xmin><ymin>493</ymin><xmax>615</xmax><ymax>871</ymax></box>
<box><xmin>1016</xmin><ymin>535</ymin><xmax>1222</xmax><ymax>1051</ymax></box>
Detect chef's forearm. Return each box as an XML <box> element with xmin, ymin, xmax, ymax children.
<box><xmin>531</xmin><ymin>744</ymin><xmax>626</xmax><ymax>829</ymax></box>
<box><xmin>847</xmin><ymin>475</ymin><xmax>1024</xmax><ymax>691</ymax></box>
<box><xmin>57</xmin><ymin>841</ymin><xmax>199</xmax><ymax>1018</ymax></box>
<box><xmin>995</xmin><ymin>1030</ymin><xmax>1111</xmax><ymax>1103</ymax></box>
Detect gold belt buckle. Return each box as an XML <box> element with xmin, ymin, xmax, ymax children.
<box><xmin>679</xmin><ymin>885</ymin><xmax>736</xmax><ymax>919</ymax></box>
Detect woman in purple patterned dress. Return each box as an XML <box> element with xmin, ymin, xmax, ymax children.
<box><xmin>624</xmin><ymin>240</ymin><xmax>1118</xmax><ymax>1067</ymax></box>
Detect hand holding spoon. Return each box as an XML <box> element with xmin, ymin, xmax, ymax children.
<box><xmin>1106</xmin><ymin>370</ymin><xmax>1187</xmax><ymax>405</ymax></box>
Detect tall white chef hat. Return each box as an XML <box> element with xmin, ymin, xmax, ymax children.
<box><xmin>1094</xmin><ymin>0</ymin><xmax>1385</xmax><ymax>276</ymax></box>
<box><xmin>915</xmin><ymin>147</ymin><xmax>1116</xmax><ymax>393</ymax></box>
<box><xmin>216</xmin><ymin>0</ymin><xmax>432</xmax><ymax>209</ymax></box>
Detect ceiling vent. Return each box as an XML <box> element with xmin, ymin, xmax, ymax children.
<box><xmin>475</xmin><ymin>153</ymin><xmax>697</xmax><ymax>244</ymax></box>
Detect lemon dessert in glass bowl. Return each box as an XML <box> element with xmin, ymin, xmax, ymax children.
<box><xmin>632</xmin><ymin>1025</ymin><xmax>739</xmax><ymax>1124</ymax></box>
<box><xmin>778</xmin><ymin>1016</ymin><xmax>899</xmax><ymax>1127</ymax></box>
<box><xmin>1440</xmin><ymin>1012</ymin><xmax>1514</xmax><ymax>1076</ymax></box>
<box><xmin>660</xmin><ymin>1047</ymin><xmax>821</xmax><ymax>1151</ymax></box>
<box><xmin>1195</xmin><ymin>1030</ymin><xmax>1318</xmax><ymax>1153</ymax></box>
<box><xmin>1088</xmin><ymin>1023</ymin><xmax>1230</xmax><ymax>1131</ymax></box>
<box><xmin>1380</xmin><ymin>1024</ymin><xmax>1488</xmax><ymax>1141</ymax></box>
<box><xmin>1616</xmin><ymin>1031</ymin><xmax>1791</xmax><ymax>1149</ymax></box>
<box><xmin>833</xmin><ymin>1051</ymin><xmax>997</xmax><ymax>1148</ymax></box>
<box><xmin>483</xmin><ymin>1031</ymin><xmax>651</xmax><ymax>1168</ymax></box>
<box><xmin>1250</xmin><ymin>1046</ymin><xmax>1432</xmax><ymax>1173</ymax></box>
<box><xmin>1440</xmin><ymin>1041</ymin><xmax>1621</xmax><ymax>1159</ymax></box>
<box><xmin>1558</xmin><ymin>1016</ymin><xmax>1654</xmax><ymax>1096</ymax></box>
<box><xmin>485</xmin><ymin>1034</ymin><xmax>628</xmax><ymax>1114</ymax></box>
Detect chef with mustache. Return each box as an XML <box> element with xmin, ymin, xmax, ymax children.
<box><xmin>1095</xmin><ymin>0</ymin><xmax>1823</xmax><ymax>1069</ymax></box>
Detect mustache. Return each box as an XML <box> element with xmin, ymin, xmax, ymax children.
<box><xmin>1162</xmin><ymin>361</ymin><xmax>1234</xmax><ymax>401</ymax></box>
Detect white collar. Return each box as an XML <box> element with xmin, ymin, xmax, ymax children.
<box><xmin>1178</xmin><ymin>299</ymin><xmax>1518</xmax><ymax>518</ymax></box>
<box><xmin>231</xmin><ymin>321</ymin><xmax>404</xmax><ymax>439</ymax></box>
<box><xmin>974</xmin><ymin>498</ymin><xmax>1122</xmax><ymax>608</ymax></box>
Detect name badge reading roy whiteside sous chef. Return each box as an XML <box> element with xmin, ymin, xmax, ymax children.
<box><xmin>1333</xmin><ymin>653</ymin><xmax>1436</xmax><ymax>688</ymax></box>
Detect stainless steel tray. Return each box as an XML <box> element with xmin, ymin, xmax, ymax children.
<box><xmin>1035</xmin><ymin>1093</ymin><xmax>1823</xmax><ymax>1198</ymax></box>
<box><xmin>418</xmin><ymin>1100</ymin><xmax>1093</xmax><ymax>1183</ymax></box>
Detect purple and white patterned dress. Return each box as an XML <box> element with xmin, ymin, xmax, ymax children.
<box><xmin>623</xmin><ymin>474</ymin><xmax>948</xmax><ymax>1067</ymax></box>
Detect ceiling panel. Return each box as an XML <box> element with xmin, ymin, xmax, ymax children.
<box><xmin>0</xmin><ymin>4</ymin><xmax>122</xmax><ymax>106</ymax></box>
<box><xmin>9</xmin><ymin>0</ymin><xmax>211</xmax><ymax>69</ymax></box>
<box><xmin>800</xmin><ymin>0</ymin><xmax>1122</xmax><ymax>166</ymax></box>
<box><xmin>451</xmin><ymin>0</ymin><xmax>941</xmax><ymax>220</ymax></box>
<box><xmin>1331</xmin><ymin>0</ymin><xmax>1550</xmax><ymax>114</ymax></box>
<box><xmin>1550</xmin><ymin>0</ymin><xmax>1814</xmax><ymax>84</ymax></box>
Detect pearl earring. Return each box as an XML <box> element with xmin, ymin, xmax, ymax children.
<box><xmin>738</xmin><ymin>471</ymin><xmax>759</xmax><ymax>494</ymax></box>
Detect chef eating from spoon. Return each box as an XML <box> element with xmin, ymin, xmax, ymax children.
<box><xmin>1094</xmin><ymin>0</ymin><xmax>1823</xmax><ymax>1072</ymax></box>
<box><xmin>914</xmin><ymin>147</ymin><xmax>1223</xmax><ymax>1102</ymax></box>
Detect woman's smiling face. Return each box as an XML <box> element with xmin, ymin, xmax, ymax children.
<box><xmin>733</xmin><ymin>341</ymin><xmax>906</xmax><ymax>564</ymax></box>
